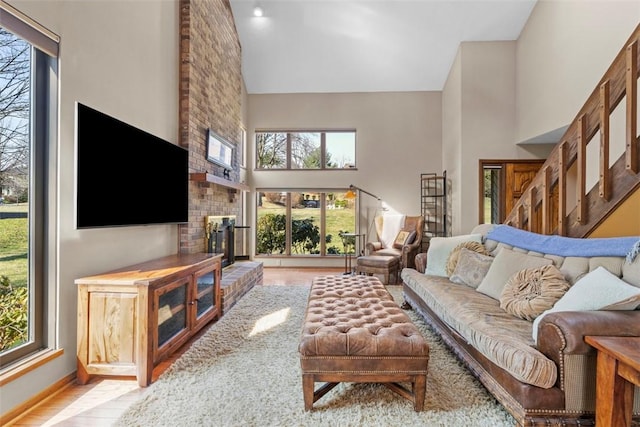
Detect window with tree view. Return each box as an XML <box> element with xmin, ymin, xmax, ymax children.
<box><xmin>255</xmin><ymin>131</ymin><xmax>356</xmax><ymax>169</ymax></box>
<box><xmin>256</xmin><ymin>190</ymin><xmax>356</xmax><ymax>256</ymax></box>
<box><xmin>0</xmin><ymin>19</ymin><xmax>57</xmax><ymax>368</ymax></box>
<box><xmin>0</xmin><ymin>27</ymin><xmax>31</xmax><ymax>361</ymax></box>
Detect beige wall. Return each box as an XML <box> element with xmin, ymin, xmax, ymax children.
<box><xmin>443</xmin><ymin>1</ymin><xmax>639</xmax><ymax>234</ymax></box>
<box><xmin>443</xmin><ymin>41</ymin><xmax>553</xmax><ymax>234</ymax></box>
<box><xmin>3</xmin><ymin>0</ymin><xmax>639</xmax><ymax>416</ymax></box>
<box><xmin>516</xmin><ymin>0</ymin><xmax>640</xmax><ymax>143</ymax></box>
<box><xmin>1</xmin><ymin>0</ymin><xmax>180</xmax><ymax>415</ymax></box>
<box><xmin>248</xmin><ymin>92</ymin><xmax>442</xmax><ymax>266</ymax></box>
<box><xmin>513</xmin><ymin>0</ymin><xmax>638</xmax><ymax>227</ymax></box>
<box><xmin>442</xmin><ymin>50</ymin><xmax>462</xmax><ymax>233</ymax></box>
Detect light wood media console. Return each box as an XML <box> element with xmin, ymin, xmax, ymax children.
<box><xmin>76</xmin><ymin>253</ymin><xmax>222</xmax><ymax>386</ymax></box>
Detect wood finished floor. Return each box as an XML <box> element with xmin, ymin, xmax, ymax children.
<box><xmin>7</xmin><ymin>267</ymin><xmax>343</xmax><ymax>427</ymax></box>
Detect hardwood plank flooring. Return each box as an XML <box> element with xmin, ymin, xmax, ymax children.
<box><xmin>6</xmin><ymin>267</ymin><xmax>343</xmax><ymax>427</ymax></box>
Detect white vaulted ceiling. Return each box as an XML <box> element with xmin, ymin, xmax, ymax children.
<box><xmin>229</xmin><ymin>0</ymin><xmax>537</xmax><ymax>94</ymax></box>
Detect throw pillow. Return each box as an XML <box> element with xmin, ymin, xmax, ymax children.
<box><xmin>499</xmin><ymin>264</ymin><xmax>570</xmax><ymax>321</ymax></box>
<box><xmin>445</xmin><ymin>241</ymin><xmax>489</xmax><ymax>276</ymax></box>
<box><xmin>532</xmin><ymin>266</ymin><xmax>640</xmax><ymax>342</ymax></box>
<box><xmin>449</xmin><ymin>248</ymin><xmax>494</xmax><ymax>288</ymax></box>
<box><xmin>393</xmin><ymin>229</ymin><xmax>417</xmax><ymax>249</ymax></box>
<box><xmin>476</xmin><ymin>248</ymin><xmax>553</xmax><ymax>300</ymax></box>
<box><xmin>424</xmin><ymin>234</ymin><xmax>483</xmax><ymax>277</ymax></box>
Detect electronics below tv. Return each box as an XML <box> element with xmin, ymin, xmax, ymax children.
<box><xmin>76</xmin><ymin>102</ymin><xmax>189</xmax><ymax>228</ymax></box>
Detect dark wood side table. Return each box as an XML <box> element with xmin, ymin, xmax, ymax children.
<box><xmin>340</xmin><ymin>232</ymin><xmax>363</xmax><ymax>275</ymax></box>
<box><xmin>585</xmin><ymin>336</ymin><xmax>640</xmax><ymax>427</ymax></box>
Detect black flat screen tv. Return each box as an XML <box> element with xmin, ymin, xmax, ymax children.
<box><xmin>76</xmin><ymin>103</ymin><xmax>189</xmax><ymax>229</ymax></box>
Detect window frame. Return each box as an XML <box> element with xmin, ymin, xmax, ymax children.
<box><xmin>0</xmin><ymin>5</ymin><xmax>59</xmax><ymax>370</ymax></box>
<box><xmin>255</xmin><ymin>189</ymin><xmax>356</xmax><ymax>257</ymax></box>
<box><xmin>254</xmin><ymin>130</ymin><xmax>356</xmax><ymax>170</ymax></box>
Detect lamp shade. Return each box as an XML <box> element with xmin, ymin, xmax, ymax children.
<box><xmin>346</xmin><ymin>184</ymin><xmax>381</xmax><ymax>201</ymax></box>
<box><xmin>345</xmin><ymin>189</ymin><xmax>357</xmax><ymax>199</ymax></box>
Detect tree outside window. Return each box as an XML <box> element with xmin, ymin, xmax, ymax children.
<box><xmin>255</xmin><ymin>130</ymin><xmax>355</xmax><ymax>170</ymax></box>
<box><xmin>0</xmin><ymin>21</ymin><xmax>57</xmax><ymax>368</ymax></box>
<box><xmin>255</xmin><ymin>132</ymin><xmax>286</xmax><ymax>169</ymax></box>
<box><xmin>0</xmin><ymin>28</ymin><xmax>30</xmax><ymax>354</ymax></box>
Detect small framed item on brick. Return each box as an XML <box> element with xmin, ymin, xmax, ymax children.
<box><xmin>206</xmin><ymin>128</ymin><xmax>234</xmax><ymax>170</ymax></box>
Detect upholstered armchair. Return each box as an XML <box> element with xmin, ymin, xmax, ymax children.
<box><xmin>365</xmin><ymin>215</ymin><xmax>424</xmax><ymax>270</ymax></box>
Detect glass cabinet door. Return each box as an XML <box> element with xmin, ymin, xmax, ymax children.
<box><xmin>155</xmin><ymin>278</ymin><xmax>190</xmax><ymax>354</ymax></box>
<box><xmin>193</xmin><ymin>266</ymin><xmax>217</xmax><ymax>326</ymax></box>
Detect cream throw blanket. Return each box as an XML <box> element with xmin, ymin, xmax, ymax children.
<box><xmin>380</xmin><ymin>214</ymin><xmax>406</xmax><ymax>248</ymax></box>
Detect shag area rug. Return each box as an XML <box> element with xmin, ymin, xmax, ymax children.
<box><xmin>116</xmin><ymin>284</ymin><xmax>515</xmax><ymax>427</ymax></box>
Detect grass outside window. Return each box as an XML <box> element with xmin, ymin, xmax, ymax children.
<box><xmin>0</xmin><ymin>205</ymin><xmax>28</xmax><ymax>352</ymax></box>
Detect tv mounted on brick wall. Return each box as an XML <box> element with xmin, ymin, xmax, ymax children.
<box><xmin>76</xmin><ymin>102</ymin><xmax>189</xmax><ymax>228</ymax></box>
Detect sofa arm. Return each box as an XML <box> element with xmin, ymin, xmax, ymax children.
<box><xmin>535</xmin><ymin>310</ymin><xmax>640</xmax><ymax>409</ymax></box>
<box><xmin>414</xmin><ymin>252</ymin><xmax>427</xmax><ymax>274</ymax></box>
<box><xmin>537</xmin><ymin>311</ymin><xmax>640</xmax><ymax>362</ymax></box>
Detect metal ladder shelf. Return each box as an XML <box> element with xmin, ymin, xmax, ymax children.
<box><xmin>420</xmin><ymin>171</ymin><xmax>448</xmax><ymax>252</ymax></box>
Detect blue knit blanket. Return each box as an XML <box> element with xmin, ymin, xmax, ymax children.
<box><xmin>485</xmin><ymin>225</ymin><xmax>640</xmax><ymax>259</ymax></box>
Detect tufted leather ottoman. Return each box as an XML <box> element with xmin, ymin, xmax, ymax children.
<box><xmin>299</xmin><ymin>275</ymin><xmax>429</xmax><ymax>411</ymax></box>
<box><xmin>356</xmin><ymin>255</ymin><xmax>399</xmax><ymax>285</ymax></box>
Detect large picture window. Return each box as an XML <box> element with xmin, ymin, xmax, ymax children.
<box><xmin>256</xmin><ymin>190</ymin><xmax>356</xmax><ymax>256</ymax></box>
<box><xmin>255</xmin><ymin>131</ymin><xmax>356</xmax><ymax>169</ymax></box>
<box><xmin>0</xmin><ymin>8</ymin><xmax>58</xmax><ymax>369</ymax></box>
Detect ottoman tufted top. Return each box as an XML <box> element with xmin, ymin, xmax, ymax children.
<box><xmin>299</xmin><ymin>275</ymin><xmax>428</xmax><ymax>357</ymax></box>
<box><xmin>308</xmin><ymin>275</ymin><xmax>392</xmax><ymax>300</ymax></box>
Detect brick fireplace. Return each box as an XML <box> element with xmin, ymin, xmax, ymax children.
<box><xmin>178</xmin><ymin>0</ymin><xmax>243</xmax><ymax>255</ymax></box>
<box><xmin>177</xmin><ymin>0</ymin><xmax>260</xmax><ymax>314</ymax></box>
<box><xmin>205</xmin><ymin>215</ymin><xmax>235</xmax><ymax>267</ymax></box>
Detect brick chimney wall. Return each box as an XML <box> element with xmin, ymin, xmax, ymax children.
<box><xmin>179</xmin><ymin>0</ymin><xmax>243</xmax><ymax>254</ymax></box>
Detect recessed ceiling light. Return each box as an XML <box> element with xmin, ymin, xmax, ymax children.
<box><xmin>253</xmin><ymin>6</ymin><xmax>264</xmax><ymax>17</ymax></box>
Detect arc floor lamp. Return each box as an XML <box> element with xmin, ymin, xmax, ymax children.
<box><xmin>344</xmin><ymin>184</ymin><xmax>386</xmax><ymax>258</ymax></box>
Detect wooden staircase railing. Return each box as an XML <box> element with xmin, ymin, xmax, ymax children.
<box><xmin>504</xmin><ymin>24</ymin><xmax>640</xmax><ymax>237</ymax></box>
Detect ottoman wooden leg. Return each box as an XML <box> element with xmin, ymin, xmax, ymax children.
<box><xmin>302</xmin><ymin>373</ymin><xmax>315</xmax><ymax>411</ymax></box>
<box><xmin>413</xmin><ymin>374</ymin><xmax>427</xmax><ymax>411</ymax></box>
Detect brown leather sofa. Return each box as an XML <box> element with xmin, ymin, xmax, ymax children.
<box><xmin>402</xmin><ymin>229</ymin><xmax>640</xmax><ymax>427</ymax></box>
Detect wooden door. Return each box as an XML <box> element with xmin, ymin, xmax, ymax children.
<box><xmin>504</xmin><ymin>162</ymin><xmax>545</xmax><ymax>217</ymax></box>
<box><xmin>479</xmin><ymin>159</ymin><xmax>546</xmax><ymax>224</ymax></box>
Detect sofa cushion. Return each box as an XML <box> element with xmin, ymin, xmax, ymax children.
<box><xmin>477</xmin><ymin>248</ymin><xmax>553</xmax><ymax>300</ymax></box>
<box><xmin>623</xmin><ymin>255</ymin><xmax>640</xmax><ymax>288</ymax></box>
<box><xmin>425</xmin><ymin>233</ymin><xmax>482</xmax><ymax>277</ymax></box>
<box><xmin>558</xmin><ymin>257</ymin><xmax>589</xmax><ymax>285</ymax></box>
<box><xmin>588</xmin><ymin>256</ymin><xmax>625</xmax><ymax>277</ymax></box>
<box><xmin>532</xmin><ymin>266</ymin><xmax>640</xmax><ymax>341</ymax></box>
<box><xmin>402</xmin><ymin>269</ymin><xmax>557</xmax><ymax>389</ymax></box>
<box><xmin>372</xmin><ymin>247</ymin><xmax>402</xmax><ymax>258</ymax></box>
<box><xmin>449</xmin><ymin>248</ymin><xmax>494</xmax><ymax>288</ymax></box>
<box><xmin>499</xmin><ymin>265</ymin><xmax>570</xmax><ymax>321</ymax></box>
<box><xmin>445</xmin><ymin>241</ymin><xmax>489</xmax><ymax>276</ymax></box>
<box><xmin>470</xmin><ymin>223</ymin><xmax>495</xmax><ymax>237</ymax></box>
